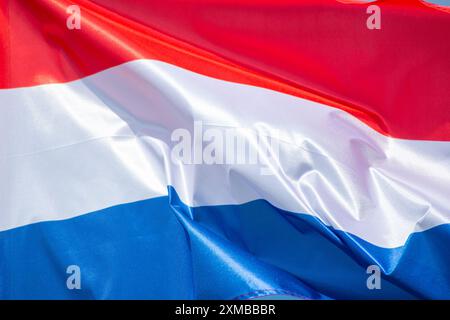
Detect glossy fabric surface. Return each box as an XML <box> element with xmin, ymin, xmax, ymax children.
<box><xmin>1</xmin><ymin>1</ymin><xmax>449</xmax><ymax>299</ymax></box>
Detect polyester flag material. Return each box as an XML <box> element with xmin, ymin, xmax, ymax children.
<box><xmin>0</xmin><ymin>0</ymin><xmax>449</xmax><ymax>299</ymax></box>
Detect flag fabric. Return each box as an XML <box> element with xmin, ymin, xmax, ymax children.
<box><xmin>0</xmin><ymin>0</ymin><xmax>449</xmax><ymax>299</ymax></box>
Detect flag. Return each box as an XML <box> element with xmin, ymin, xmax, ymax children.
<box><xmin>0</xmin><ymin>0</ymin><xmax>449</xmax><ymax>299</ymax></box>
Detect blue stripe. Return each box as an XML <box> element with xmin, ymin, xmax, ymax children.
<box><xmin>0</xmin><ymin>187</ymin><xmax>448</xmax><ymax>299</ymax></box>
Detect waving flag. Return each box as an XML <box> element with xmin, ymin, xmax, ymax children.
<box><xmin>0</xmin><ymin>0</ymin><xmax>449</xmax><ymax>299</ymax></box>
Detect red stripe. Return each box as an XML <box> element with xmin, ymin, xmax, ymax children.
<box><xmin>1</xmin><ymin>0</ymin><xmax>449</xmax><ymax>141</ymax></box>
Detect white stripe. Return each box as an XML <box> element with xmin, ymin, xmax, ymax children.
<box><xmin>1</xmin><ymin>59</ymin><xmax>449</xmax><ymax>247</ymax></box>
